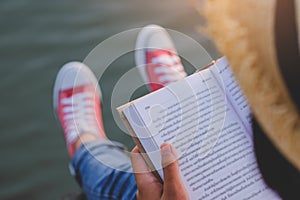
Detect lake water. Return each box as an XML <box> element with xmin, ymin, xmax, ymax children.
<box><xmin>0</xmin><ymin>0</ymin><xmax>219</xmax><ymax>199</ymax></box>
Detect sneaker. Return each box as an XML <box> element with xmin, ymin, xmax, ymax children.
<box><xmin>135</xmin><ymin>24</ymin><xmax>187</xmax><ymax>92</ymax></box>
<box><xmin>53</xmin><ymin>62</ymin><xmax>106</xmax><ymax>157</ymax></box>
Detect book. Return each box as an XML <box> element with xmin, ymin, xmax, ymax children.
<box><xmin>117</xmin><ymin>57</ymin><xmax>280</xmax><ymax>200</ymax></box>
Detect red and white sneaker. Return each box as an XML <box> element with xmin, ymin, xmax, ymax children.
<box><xmin>135</xmin><ymin>24</ymin><xmax>187</xmax><ymax>92</ymax></box>
<box><xmin>53</xmin><ymin>62</ymin><xmax>106</xmax><ymax>158</ymax></box>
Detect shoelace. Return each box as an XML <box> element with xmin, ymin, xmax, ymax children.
<box><xmin>61</xmin><ymin>92</ymin><xmax>100</xmax><ymax>144</ymax></box>
<box><xmin>151</xmin><ymin>54</ymin><xmax>186</xmax><ymax>83</ymax></box>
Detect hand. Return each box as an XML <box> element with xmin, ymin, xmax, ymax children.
<box><xmin>130</xmin><ymin>143</ymin><xmax>189</xmax><ymax>200</ymax></box>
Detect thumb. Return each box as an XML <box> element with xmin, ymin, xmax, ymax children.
<box><xmin>160</xmin><ymin>143</ymin><xmax>186</xmax><ymax>192</ymax></box>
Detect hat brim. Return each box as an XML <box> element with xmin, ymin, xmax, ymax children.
<box><xmin>204</xmin><ymin>0</ymin><xmax>300</xmax><ymax>171</ymax></box>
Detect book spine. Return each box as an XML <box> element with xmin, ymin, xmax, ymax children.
<box><xmin>123</xmin><ymin>105</ymin><xmax>164</xmax><ymax>182</ymax></box>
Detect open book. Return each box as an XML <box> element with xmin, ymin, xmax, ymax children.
<box><xmin>118</xmin><ymin>57</ymin><xmax>280</xmax><ymax>200</ymax></box>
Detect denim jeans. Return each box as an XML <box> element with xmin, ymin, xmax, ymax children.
<box><xmin>70</xmin><ymin>140</ymin><xmax>137</xmax><ymax>200</ymax></box>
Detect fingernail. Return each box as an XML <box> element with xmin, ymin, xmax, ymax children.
<box><xmin>161</xmin><ymin>144</ymin><xmax>172</xmax><ymax>155</ymax></box>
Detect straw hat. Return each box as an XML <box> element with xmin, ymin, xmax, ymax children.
<box><xmin>204</xmin><ymin>0</ymin><xmax>300</xmax><ymax>197</ymax></box>
<box><xmin>204</xmin><ymin>0</ymin><xmax>300</xmax><ymax>169</ymax></box>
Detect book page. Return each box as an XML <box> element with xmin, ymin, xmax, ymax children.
<box><xmin>210</xmin><ymin>57</ymin><xmax>252</xmax><ymax>135</ymax></box>
<box><xmin>123</xmin><ymin>69</ymin><xmax>279</xmax><ymax>199</ymax></box>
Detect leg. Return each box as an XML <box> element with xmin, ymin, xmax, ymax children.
<box><xmin>53</xmin><ymin>62</ymin><xmax>137</xmax><ymax>200</ymax></box>
<box><xmin>53</xmin><ymin>25</ymin><xmax>187</xmax><ymax>200</ymax></box>
<box><xmin>70</xmin><ymin>139</ymin><xmax>137</xmax><ymax>200</ymax></box>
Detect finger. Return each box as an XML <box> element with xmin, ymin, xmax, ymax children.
<box><xmin>161</xmin><ymin>143</ymin><xmax>181</xmax><ymax>182</ymax></box>
<box><xmin>130</xmin><ymin>146</ymin><xmax>162</xmax><ymax>199</ymax></box>
<box><xmin>130</xmin><ymin>146</ymin><xmax>149</xmax><ymax>174</ymax></box>
<box><xmin>160</xmin><ymin>143</ymin><xmax>187</xmax><ymax>195</ymax></box>
<box><xmin>130</xmin><ymin>146</ymin><xmax>161</xmax><ymax>185</ymax></box>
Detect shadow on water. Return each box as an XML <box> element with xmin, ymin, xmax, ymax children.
<box><xmin>0</xmin><ymin>0</ymin><xmax>219</xmax><ymax>199</ymax></box>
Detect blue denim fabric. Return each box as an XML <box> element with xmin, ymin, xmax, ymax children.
<box><xmin>70</xmin><ymin>140</ymin><xmax>137</xmax><ymax>200</ymax></box>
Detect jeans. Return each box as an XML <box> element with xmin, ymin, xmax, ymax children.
<box><xmin>70</xmin><ymin>140</ymin><xmax>138</xmax><ymax>200</ymax></box>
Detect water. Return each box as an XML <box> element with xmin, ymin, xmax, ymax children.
<box><xmin>0</xmin><ymin>0</ymin><xmax>219</xmax><ymax>199</ymax></box>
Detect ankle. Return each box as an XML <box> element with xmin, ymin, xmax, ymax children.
<box><xmin>73</xmin><ymin>133</ymin><xmax>101</xmax><ymax>152</ymax></box>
